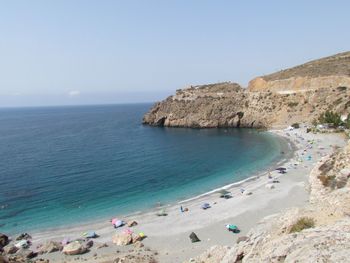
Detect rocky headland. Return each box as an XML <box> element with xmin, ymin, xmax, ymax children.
<box><xmin>142</xmin><ymin>51</ymin><xmax>350</xmax><ymax>262</ymax></box>
<box><xmin>143</xmin><ymin>51</ymin><xmax>350</xmax><ymax>129</ymax></box>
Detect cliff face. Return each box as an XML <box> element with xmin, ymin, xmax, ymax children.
<box><xmin>187</xmin><ymin>141</ymin><xmax>350</xmax><ymax>263</ymax></box>
<box><xmin>143</xmin><ymin>52</ymin><xmax>350</xmax><ymax>129</ymax></box>
<box><xmin>143</xmin><ymin>85</ymin><xmax>350</xmax><ymax>129</ymax></box>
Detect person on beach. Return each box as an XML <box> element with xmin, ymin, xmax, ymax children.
<box><xmin>268</xmin><ymin>172</ymin><xmax>272</xmax><ymax>179</ymax></box>
<box><xmin>180</xmin><ymin>205</ymin><xmax>184</xmax><ymax>212</ymax></box>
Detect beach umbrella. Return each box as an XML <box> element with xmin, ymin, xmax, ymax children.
<box><xmin>276</xmin><ymin>167</ymin><xmax>286</xmax><ymax>171</ymax></box>
<box><xmin>114</xmin><ymin>220</ymin><xmax>124</xmax><ymax>228</ymax></box>
<box><xmin>111</xmin><ymin>218</ymin><xmax>118</xmax><ymax>225</ymax></box>
<box><xmin>218</xmin><ymin>189</ymin><xmax>230</xmax><ymax>197</ymax></box>
<box><xmin>201</xmin><ymin>203</ymin><xmax>210</xmax><ymax>209</ymax></box>
<box><xmin>83</xmin><ymin>231</ymin><xmax>97</xmax><ymax>238</ymax></box>
<box><xmin>189</xmin><ymin>232</ymin><xmax>200</xmax><ymax>243</ymax></box>
<box><xmin>226</xmin><ymin>224</ymin><xmax>237</xmax><ymax>230</ymax></box>
<box><xmin>226</xmin><ymin>224</ymin><xmax>240</xmax><ymax>233</ymax></box>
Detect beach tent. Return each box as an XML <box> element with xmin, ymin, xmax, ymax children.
<box><xmin>201</xmin><ymin>203</ymin><xmax>211</xmax><ymax>210</ymax></box>
<box><xmin>157</xmin><ymin>208</ymin><xmax>168</xmax><ymax>216</ymax></box>
<box><xmin>226</xmin><ymin>224</ymin><xmax>240</xmax><ymax>233</ymax></box>
<box><xmin>114</xmin><ymin>220</ymin><xmax>125</xmax><ymax>228</ymax></box>
<box><xmin>83</xmin><ymin>231</ymin><xmax>97</xmax><ymax>238</ymax></box>
<box><xmin>218</xmin><ymin>190</ymin><xmax>232</xmax><ymax>199</ymax></box>
<box><xmin>276</xmin><ymin>167</ymin><xmax>287</xmax><ymax>174</ymax></box>
<box><xmin>189</xmin><ymin>232</ymin><xmax>200</xmax><ymax>243</ymax></box>
<box><xmin>218</xmin><ymin>189</ymin><xmax>230</xmax><ymax>196</ymax></box>
<box><xmin>276</xmin><ymin>167</ymin><xmax>286</xmax><ymax>171</ymax></box>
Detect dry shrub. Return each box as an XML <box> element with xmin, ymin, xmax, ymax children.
<box><xmin>318</xmin><ymin>174</ymin><xmax>335</xmax><ymax>187</ymax></box>
<box><xmin>289</xmin><ymin>217</ymin><xmax>315</xmax><ymax>233</ymax></box>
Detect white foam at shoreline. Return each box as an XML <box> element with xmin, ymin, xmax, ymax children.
<box><xmin>178</xmin><ymin>132</ymin><xmax>293</xmax><ymax>205</ymax></box>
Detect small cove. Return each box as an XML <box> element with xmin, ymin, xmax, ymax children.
<box><xmin>0</xmin><ymin>104</ymin><xmax>288</xmax><ymax>234</ymax></box>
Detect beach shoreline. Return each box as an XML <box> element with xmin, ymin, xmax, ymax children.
<box><xmin>6</xmin><ymin>128</ymin><xmax>347</xmax><ymax>263</ymax></box>
<box><xmin>27</xmin><ymin>130</ymin><xmax>292</xmax><ymax>236</ymax></box>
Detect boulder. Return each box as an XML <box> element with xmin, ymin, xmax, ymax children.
<box><xmin>0</xmin><ymin>233</ymin><xmax>9</xmax><ymax>247</ymax></box>
<box><xmin>236</xmin><ymin>236</ymin><xmax>249</xmax><ymax>244</ymax></box>
<box><xmin>340</xmin><ymin>168</ymin><xmax>350</xmax><ymax>177</ymax></box>
<box><xmin>16</xmin><ymin>249</ymin><xmax>38</xmax><ymax>259</ymax></box>
<box><xmin>62</xmin><ymin>241</ymin><xmax>87</xmax><ymax>255</ymax></box>
<box><xmin>6</xmin><ymin>255</ymin><xmax>27</xmax><ymax>263</ymax></box>
<box><xmin>0</xmin><ymin>255</ymin><xmax>9</xmax><ymax>263</ymax></box>
<box><xmin>25</xmin><ymin>250</ymin><xmax>38</xmax><ymax>259</ymax></box>
<box><xmin>15</xmin><ymin>233</ymin><xmax>31</xmax><ymax>241</ymax></box>
<box><xmin>134</xmin><ymin>241</ymin><xmax>144</xmax><ymax>248</ymax></box>
<box><xmin>85</xmin><ymin>240</ymin><xmax>93</xmax><ymax>249</ymax></box>
<box><xmin>38</xmin><ymin>241</ymin><xmax>62</xmax><ymax>254</ymax></box>
<box><xmin>132</xmin><ymin>234</ymin><xmax>143</xmax><ymax>243</ymax></box>
<box><xmin>97</xmin><ymin>243</ymin><xmax>108</xmax><ymax>249</ymax></box>
<box><xmin>33</xmin><ymin>259</ymin><xmax>50</xmax><ymax>263</ymax></box>
<box><xmin>3</xmin><ymin>245</ymin><xmax>18</xmax><ymax>254</ymax></box>
<box><xmin>112</xmin><ymin>233</ymin><xmax>132</xmax><ymax>246</ymax></box>
<box><xmin>127</xmin><ymin>220</ymin><xmax>138</xmax><ymax>227</ymax></box>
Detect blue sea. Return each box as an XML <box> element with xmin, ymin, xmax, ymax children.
<box><xmin>0</xmin><ymin>104</ymin><xmax>288</xmax><ymax>234</ymax></box>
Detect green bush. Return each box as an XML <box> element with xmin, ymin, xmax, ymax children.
<box><xmin>318</xmin><ymin>110</ymin><xmax>342</xmax><ymax>127</ymax></box>
<box><xmin>337</xmin><ymin>86</ymin><xmax>347</xmax><ymax>91</ymax></box>
<box><xmin>345</xmin><ymin>114</ymin><xmax>350</xmax><ymax>129</ymax></box>
<box><xmin>291</xmin><ymin>123</ymin><xmax>300</xmax><ymax>128</ymax></box>
<box><xmin>288</xmin><ymin>102</ymin><xmax>299</xmax><ymax>107</ymax></box>
<box><xmin>318</xmin><ymin>174</ymin><xmax>336</xmax><ymax>187</ymax></box>
<box><xmin>289</xmin><ymin>217</ymin><xmax>315</xmax><ymax>233</ymax></box>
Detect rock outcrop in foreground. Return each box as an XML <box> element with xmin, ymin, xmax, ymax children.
<box><xmin>186</xmin><ymin>141</ymin><xmax>350</xmax><ymax>263</ymax></box>
<box><xmin>143</xmin><ymin>51</ymin><xmax>350</xmax><ymax>128</ymax></box>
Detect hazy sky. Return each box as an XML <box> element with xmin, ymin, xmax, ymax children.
<box><xmin>0</xmin><ymin>1</ymin><xmax>349</xmax><ymax>107</ymax></box>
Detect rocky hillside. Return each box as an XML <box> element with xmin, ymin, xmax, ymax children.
<box><xmin>143</xmin><ymin>51</ymin><xmax>350</xmax><ymax>129</ymax></box>
<box><xmin>186</xmin><ymin>140</ymin><xmax>350</xmax><ymax>263</ymax></box>
<box><xmin>248</xmin><ymin>51</ymin><xmax>350</xmax><ymax>93</ymax></box>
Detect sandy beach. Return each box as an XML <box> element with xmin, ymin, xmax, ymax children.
<box><xmin>22</xmin><ymin>129</ymin><xmax>347</xmax><ymax>262</ymax></box>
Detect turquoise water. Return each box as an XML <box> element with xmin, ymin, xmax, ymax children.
<box><xmin>0</xmin><ymin>104</ymin><xmax>287</xmax><ymax>234</ymax></box>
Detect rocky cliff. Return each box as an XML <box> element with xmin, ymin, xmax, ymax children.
<box><xmin>186</xmin><ymin>140</ymin><xmax>350</xmax><ymax>263</ymax></box>
<box><xmin>143</xmin><ymin>52</ymin><xmax>350</xmax><ymax>129</ymax></box>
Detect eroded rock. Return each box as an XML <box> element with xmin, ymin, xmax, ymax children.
<box><xmin>38</xmin><ymin>241</ymin><xmax>62</xmax><ymax>254</ymax></box>
<box><xmin>0</xmin><ymin>233</ymin><xmax>9</xmax><ymax>247</ymax></box>
<box><xmin>112</xmin><ymin>233</ymin><xmax>132</xmax><ymax>246</ymax></box>
<box><xmin>62</xmin><ymin>241</ymin><xmax>87</xmax><ymax>255</ymax></box>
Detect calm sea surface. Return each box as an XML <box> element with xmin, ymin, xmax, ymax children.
<box><xmin>0</xmin><ymin>104</ymin><xmax>287</xmax><ymax>234</ymax></box>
